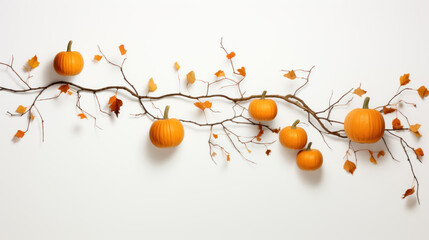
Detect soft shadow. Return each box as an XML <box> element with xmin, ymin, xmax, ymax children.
<box><xmin>144</xmin><ymin>139</ymin><xmax>177</xmax><ymax>165</ymax></box>
<box><xmin>11</xmin><ymin>136</ymin><xmax>20</xmax><ymax>143</ymax></box>
<box><xmin>280</xmin><ymin>146</ymin><xmax>299</xmax><ymax>166</ymax></box>
<box><xmin>406</xmin><ymin>196</ymin><xmax>418</xmax><ymax>209</ymax></box>
<box><xmin>42</xmin><ymin>62</ymin><xmax>64</xmax><ymax>84</ymax></box>
<box><xmin>297</xmin><ymin>168</ymin><xmax>323</xmax><ymax>186</ymax></box>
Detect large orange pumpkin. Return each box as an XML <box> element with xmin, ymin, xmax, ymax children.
<box><xmin>149</xmin><ymin>105</ymin><xmax>184</xmax><ymax>148</ymax></box>
<box><xmin>344</xmin><ymin>97</ymin><xmax>385</xmax><ymax>143</ymax></box>
<box><xmin>53</xmin><ymin>40</ymin><xmax>84</xmax><ymax>76</ymax></box>
<box><xmin>279</xmin><ymin>119</ymin><xmax>307</xmax><ymax>149</ymax></box>
<box><xmin>248</xmin><ymin>90</ymin><xmax>277</xmax><ymax>121</ymax></box>
<box><xmin>296</xmin><ymin>142</ymin><xmax>323</xmax><ymax>171</ymax></box>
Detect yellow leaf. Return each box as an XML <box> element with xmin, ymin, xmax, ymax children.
<box><xmin>400</xmin><ymin>73</ymin><xmax>410</xmax><ymax>86</ymax></box>
<box><xmin>187</xmin><ymin>71</ymin><xmax>196</xmax><ymax>84</ymax></box>
<box><xmin>344</xmin><ymin>160</ymin><xmax>356</xmax><ymax>175</ymax></box>
<box><xmin>148</xmin><ymin>77</ymin><xmax>157</xmax><ymax>92</ymax></box>
<box><xmin>369</xmin><ymin>150</ymin><xmax>377</xmax><ymax>165</ymax></box>
<box><xmin>237</xmin><ymin>67</ymin><xmax>246</xmax><ymax>77</ymax></box>
<box><xmin>30</xmin><ymin>113</ymin><xmax>35</xmax><ymax>120</ymax></box>
<box><xmin>226</xmin><ymin>155</ymin><xmax>231</xmax><ymax>161</ymax></box>
<box><xmin>417</xmin><ymin>86</ymin><xmax>429</xmax><ymax>99</ymax></box>
<box><xmin>402</xmin><ymin>187</ymin><xmax>415</xmax><ymax>199</ymax></box>
<box><xmin>409</xmin><ymin>124</ymin><xmax>422</xmax><ymax>137</ymax></box>
<box><xmin>27</xmin><ymin>55</ymin><xmax>40</xmax><ymax>70</ymax></box>
<box><xmin>215</xmin><ymin>70</ymin><xmax>225</xmax><ymax>78</ymax></box>
<box><xmin>119</xmin><ymin>44</ymin><xmax>127</xmax><ymax>55</ymax></box>
<box><xmin>283</xmin><ymin>70</ymin><xmax>296</xmax><ymax>80</ymax></box>
<box><xmin>174</xmin><ymin>62</ymin><xmax>180</xmax><ymax>71</ymax></box>
<box><xmin>16</xmin><ymin>105</ymin><xmax>27</xmax><ymax>114</ymax></box>
<box><xmin>353</xmin><ymin>87</ymin><xmax>367</xmax><ymax>97</ymax></box>
<box><xmin>67</xmin><ymin>91</ymin><xmax>73</xmax><ymax>95</ymax></box>
<box><xmin>94</xmin><ymin>55</ymin><xmax>103</xmax><ymax>61</ymax></box>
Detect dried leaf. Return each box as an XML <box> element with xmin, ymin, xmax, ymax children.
<box><xmin>353</xmin><ymin>87</ymin><xmax>367</xmax><ymax>97</ymax></box>
<box><xmin>265</xmin><ymin>149</ymin><xmax>271</xmax><ymax>156</ymax></box>
<box><xmin>237</xmin><ymin>67</ymin><xmax>246</xmax><ymax>77</ymax></box>
<box><xmin>211</xmin><ymin>152</ymin><xmax>217</xmax><ymax>157</ymax></box>
<box><xmin>108</xmin><ymin>95</ymin><xmax>123</xmax><ymax>117</ymax></box>
<box><xmin>392</xmin><ymin>118</ymin><xmax>403</xmax><ymax>130</ymax></box>
<box><xmin>30</xmin><ymin>113</ymin><xmax>35</xmax><ymax>120</ymax></box>
<box><xmin>203</xmin><ymin>101</ymin><xmax>212</xmax><ymax>109</ymax></box>
<box><xmin>343</xmin><ymin>160</ymin><xmax>356</xmax><ymax>175</ymax></box>
<box><xmin>272</xmin><ymin>128</ymin><xmax>280</xmax><ymax>134</ymax></box>
<box><xmin>27</xmin><ymin>55</ymin><xmax>40</xmax><ymax>69</ymax></box>
<box><xmin>417</xmin><ymin>86</ymin><xmax>429</xmax><ymax>99</ymax></box>
<box><xmin>415</xmin><ymin>148</ymin><xmax>424</xmax><ymax>159</ymax></box>
<box><xmin>94</xmin><ymin>55</ymin><xmax>102</xmax><ymax>61</ymax></box>
<box><xmin>402</xmin><ymin>187</ymin><xmax>415</xmax><ymax>199</ymax></box>
<box><xmin>187</xmin><ymin>71</ymin><xmax>196</xmax><ymax>84</ymax></box>
<box><xmin>67</xmin><ymin>91</ymin><xmax>73</xmax><ymax>95</ymax></box>
<box><xmin>382</xmin><ymin>107</ymin><xmax>396</xmax><ymax>114</ymax></box>
<box><xmin>369</xmin><ymin>150</ymin><xmax>377</xmax><ymax>165</ymax></box>
<box><xmin>174</xmin><ymin>62</ymin><xmax>180</xmax><ymax>71</ymax></box>
<box><xmin>148</xmin><ymin>78</ymin><xmax>157</xmax><ymax>92</ymax></box>
<box><xmin>400</xmin><ymin>73</ymin><xmax>410</xmax><ymax>86</ymax></box>
<box><xmin>213</xmin><ymin>133</ymin><xmax>218</xmax><ymax>139</ymax></box>
<box><xmin>119</xmin><ymin>44</ymin><xmax>127</xmax><ymax>55</ymax></box>
<box><xmin>15</xmin><ymin>130</ymin><xmax>25</xmax><ymax>138</ymax></box>
<box><xmin>256</xmin><ymin>125</ymin><xmax>264</xmax><ymax>139</ymax></box>
<box><xmin>78</xmin><ymin>113</ymin><xmax>87</xmax><ymax>119</ymax></box>
<box><xmin>409</xmin><ymin>124</ymin><xmax>422</xmax><ymax>137</ymax></box>
<box><xmin>194</xmin><ymin>101</ymin><xmax>212</xmax><ymax>111</ymax></box>
<box><xmin>377</xmin><ymin>151</ymin><xmax>385</xmax><ymax>158</ymax></box>
<box><xmin>283</xmin><ymin>70</ymin><xmax>296</xmax><ymax>80</ymax></box>
<box><xmin>226</xmin><ymin>51</ymin><xmax>235</xmax><ymax>59</ymax></box>
<box><xmin>215</xmin><ymin>70</ymin><xmax>225</xmax><ymax>78</ymax></box>
<box><xmin>226</xmin><ymin>155</ymin><xmax>231</xmax><ymax>161</ymax></box>
<box><xmin>16</xmin><ymin>105</ymin><xmax>27</xmax><ymax>114</ymax></box>
<box><xmin>58</xmin><ymin>84</ymin><xmax>70</xmax><ymax>94</ymax></box>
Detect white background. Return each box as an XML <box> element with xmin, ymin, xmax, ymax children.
<box><xmin>0</xmin><ymin>0</ymin><xmax>428</xmax><ymax>239</ymax></box>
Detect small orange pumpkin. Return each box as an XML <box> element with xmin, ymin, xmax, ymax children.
<box><xmin>344</xmin><ymin>97</ymin><xmax>385</xmax><ymax>143</ymax></box>
<box><xmin>296</xmin><ymin>142</ymin><xmax>323</xmax><ymax>171</ymax></box>
<box><xmin>279</xmin><ymin>119</ymin><xmax>307</xmax><ymax>149</ymax></box>
<box><xmin>149</xmin><ymin>105</ymin><xmax>184</xmax><ymax>148</ymax></box>
<box><xmin>53</xmin><ymin>40</ymin><xmax>84</xmax><ymax>76</ymax></box>
<box><xmin>248</xmin><ymin>90</ymin><xmax>277</xmax><ymax>121</ymax></box>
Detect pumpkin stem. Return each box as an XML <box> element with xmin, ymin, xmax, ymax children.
<box><xmin>306</xmin><ymin>142</ymin><xmax>312</xmax><ymax>151</ymax></box>
<box><xmin>261</xmin><ymin>90</ymin><xmax>267</xmax><ymax>100</ymax></box>
<box><xmin>291</xmin><ymin>119</ymin><xmax>300</xmax><ymax>129</ymax></box>
<box><xmin>363</xmin><ymin>97</ymin><xmax>370</xmax><ymax>109</ymax></box>
<box><xmin>163</xmin><ymin>105</ymin><xmax>170</xmax><ymax>119</ymax></box>
<box><xmin>67</xmin><ymin>40</ymin><xmax>73</xmax><ymax>52</ymax></box>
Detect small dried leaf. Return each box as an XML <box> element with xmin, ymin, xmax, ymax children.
<box><xmin>174</xmin><ymin>62</ymin><xmax>180</xmax><ymax>71</ymax></box>
<box><xmin>353</xmin><ymin>87</ymin><xmax>367</xmax><ymax>97</ymax></box>
<box><xmin>27</xmin><ymin>55</ymin><xmax>40</xmax><ymax>69</ymax></box>
<box><xmin>272</xmin><ymin>128</ymin><xmax>280</xmax><ymax>134</ymax></box>
<box><xmin>415</xmin><ymin>148</ymin><xmax>424</xmax><ymax>159</ymax></box>
<box><xmin>15</xmin><ymin>130</ymin><xmax>25</xmax><ymax>138</ymax></box>
<box><xmin>94</xmin><ymin>55</ymin><xmax>102</xmax><ymax>61</ymax></box>
<box><xmin>213</xmin><ymin>133</ymin><xmax>218</xmax><ymax>139</ymax></box>
<box><xmin>409</xmin><ymin>124</ymin><xmax>422</xmax><ymax>137</ymax></box>
<box><xmin>16</xmin><ymin>105</ymin><xmax>27</xmax><ymax>114</ymax></box>
<box><xmin>377</xmin><ymin>151</ymin><xmax>385</xmax><ymax>158</ymax></box>
<box><xmin>382</xmin><ymin>107</ymin><xmax>396</xmax><ymax>114</ymax></box>
<box><xmin>226</xmin><ymin>155</ymin><xmax>231</xmax><ymax>161</ymax></box>
<box><xmin>148</xmin><ymin>78</ymin><xmax>157</xmax><ymax>92</ymax></box>
<box><xmin>194</xmin><ymin>101</ymin><xmax>212</xmax><ymax>111</ymax></box>
<box><xmin>400</xmin><ymin>73</ymin><xmax>410</xmax><ymax>86</ymax></box>
<box><xmin>369</xmin><ymin>150</ymin><xmax>377</xmax><ymax>165</ymax></box>
<box><xmin>226</xmin><ymin>51</ymin><xmax>236</xmax><ymax>59</ymax></box>
<box><xmin>283</xmin><ymin>70</ymin><xmax>296</xmax><ymax>80</ymax></box>
<box><xmin>67</xmin><ymin>91</ymin><xmax>73</xmax><ymax>95</ymax></box>
<box><xmin>30</xmin><ymin>113</ymin><xmax>35</xmax><ymax>120</ymax></box>
<box><xmin>187</xmin><ymin>71</ymin><xmax>196</xmax><ymax>84</ymax></box>
<box><xmin>211</xmin><ymin>152</ymin><xmax>217</xmax><ymax>157</ymax></box>
<box><xmin>78</xmin><ymin>113</ymin><xmax>87</xmax><ymax>119</ymax></box>
<box><xmin>203</xmin><ymin>101</ymin><xmax>212</xmax><ymax>109</ymax></box>
<box><xmin>108</xmin><ymin>95</ymin><xmax>123</xmax><ymax>117</ymax></box>
<box><xmin>237</xmin><ymin>67</ymin><xmax>246</xmax><ymax>77</ymax></box>
<box><xmin>402</xmin><ymin>187</ymin><xmax>415</xmax><ymax>199</ymax></box>
<box><xmin>343</xmin><ymin>160</ymin><xmax>356</xmax><ymax>175</ymax></box>
<box><xmin>265</xmin><ymin>149</ymin><xmax>271</xmax><ymax>156</ymax></box>
<box><xmin>417</xmin><ymin>86</ymin><xmax>429</xmax><ymax>99</ymax></box>
<box><xmin>392</xmin><ymin>118</ymin><xmax>403</xmax><ymax>130</ymax></box>
<box><xmin>58</xmin><ymin>84</ymin><xmax>70</xmax><ymax>94</ymax></box>
<box><xmin>119</xmin><ymin>44</ymin><xmax>127</xmax><ymax>55</ymax></box>
<box><xmin>214</xmin><ymin>70</ymin><xmax>225</xmax><ymax>78</ymax></box>
<box><xmin>256</xmin><ymin>125</ymin><xmax>264</xmax><ymax>139</ymax></box>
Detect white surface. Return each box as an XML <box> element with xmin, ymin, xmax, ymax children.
<box><xmin>0</xmin><ymin>0</ymin><xmax>428</xmax><ymax>239</ymax></box>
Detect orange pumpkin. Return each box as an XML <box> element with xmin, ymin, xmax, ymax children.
<box><xmin>53</xmin><ymin>40</ymin><xmax>84</xmax><ymax>76</ymax></box>
<box><xmin>296</xmin><ymin>142</ymin><xmax>323</xmax><ymax>171</ymax></box>
<box><xmin>149</xmin><ymin>105</ymin><xmax>184</xmax><ymax>148</ymax></box>
<box><xmin>279</xmin><ymin>119</ymin><xmax>307</xmax><ymax>149</ymax></box>
<box><xmin>344</xmin><ymin>97</ymin><xmax>385</xmax><ymax>143</ymax></box>
<box><xmin>248</xmin><ymin>90</ymin><xmax>277</xmax><ymax>121</ymax></box>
